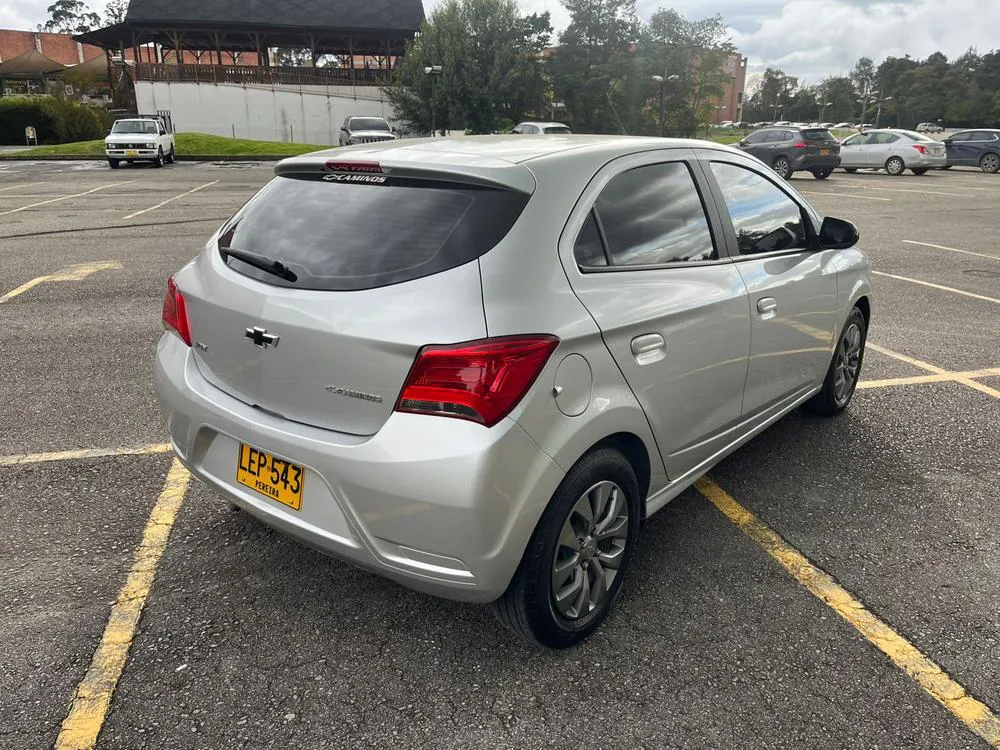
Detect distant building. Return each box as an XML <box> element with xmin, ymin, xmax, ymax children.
<box><xmin>712</xmin><ymin>52</ymin><xmax>748</xmax><ymax>124</ymax></box>
<box><xmin>0</xmin><ymin>29</ymin><xmax>104</xmax><ymax>66</ymax></box>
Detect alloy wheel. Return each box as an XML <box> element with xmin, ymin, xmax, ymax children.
<box><xmin>981</xmin><ymin>153</ymin><xmax>1000</xmax><ymax>174</ymax></box>
<box><xmin>550</xmin><ymin>481</ymin><xmax>629</xmax><ymax>620</ymax></box>
<box><xmin>832</xmin><ymin>322</ymin><xmax>863</xmax><ymax>405</ymax></box>
<box><xmin>886</xmin><ymin>157</ymin><xmax>905</xmax><ymax>175</ymax></box>
<box><xmin>773</xmin><ymin>158</ymin><xmax>790</xmax><ymax>178</ymax></box>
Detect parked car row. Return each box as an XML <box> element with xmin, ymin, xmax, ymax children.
<box><xmin>737</xmin><ymin>126</ymin><xmax>1000</xmax><ymax>177</ymax></box>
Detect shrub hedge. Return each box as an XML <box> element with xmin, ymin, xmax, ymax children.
<box><xmin>0</xmin><ymin>96</ymin><xmax>114</xmax><ymax>145</ymax></box>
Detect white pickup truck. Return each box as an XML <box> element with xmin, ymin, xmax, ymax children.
<box><xmin>105</xmin><ymin>115</ymin><xmax>175</xmax><ymax>168</ymax></box>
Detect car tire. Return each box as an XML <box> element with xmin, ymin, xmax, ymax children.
<box><xmin>911</xmin><ymin>168</ymin><xmax>928</xmax><ymax>175</ymax></box>
<box><xmin>108</xmin><ymin>159</ymin><xmax>120</xmax><ymax>169</ymax></box>
<box><xmin>843</xmin><ymin>167</ymin><xmax>858</xmax><ymax>173</ymax></box>
<box><xmin>153</xmin><ymin>147</ymin><xmax>164</xmax><ymax>168</ymax></box>
<box><xmin>772</xmin><ymin>156</ymin><xmax>793</xmax><ymax>180</ymax></box>
<box><xmin>941</xmin><ymin>165</ymin><xmax>952</xmax><ymax>170</ymax></box>
<box><xmin>885</xmin><ymin>156</ymin><xmax>906</xmax><ymax>176</ymax></box>
<box><xmin>166</xmin><ymin>146</ymin><xmax>175</xmax><ymax>164</ymax></box>
<box><xmin>812</xmin><ymin>168</ymin><xmax>833</xmax><ymax>179</ymax></box>
<box><xmin>980</xmin><ymin>152</ymin><xmax>1000</xmax><ymax>174</ymax></box>
<box><xmin>492</xmin><ymin>447</ymin><xmax>640</xmax><ymax>649</ymax></box>
<box><xmin>805</xmin><ymin>306</ymin><xmax>867</xmax><ymax>417</ymax></box>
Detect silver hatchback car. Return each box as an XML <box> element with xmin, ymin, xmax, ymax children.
<box><xmin>155</xmin><ymin>136</ymin><xmax>873</xmax><ymax>648</ymax></box>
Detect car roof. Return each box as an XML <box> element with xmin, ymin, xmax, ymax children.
<box><xmin>276</xmin><ymin>135</ymin><xmax>740</xmax><ymax>192</ymax></box>
<box><xmin>516</xmin><ymin>121</ymin><xmax>570</xmax><ymax>127</ymax></box>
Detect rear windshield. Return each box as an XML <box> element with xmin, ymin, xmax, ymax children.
<box><xmin>349</xmin><ymin>118</ymin><xmax>390</xmax><ymax>131</ymax></box>
<box><xmin>543</xmin><ymin>126</ymin><xmax>572</xmax><ymax>134</ymax></box>
<box><xmin>219</xmin><ymin>174</ymin><xmax>529</xmax><ymax>291</ymax></box>
<box><xmin>801</xmin><ymin>128</ymin><xmax>835</xmax><ymax>142</ymax></box>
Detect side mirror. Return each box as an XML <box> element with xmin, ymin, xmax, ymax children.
<box><xmin>737</xmin><ymin>140</ymin><xmax>748</xmax><ymax>148</ymax></box>
<box><xmin>818</xmin><ymin>216</ymin><xmax>859</xmax><ymax>250</ymax></box>
<box><xmin>340</xmin><ymin>126</ymin><xmax>348</xmax><ymax>131</ymax></box>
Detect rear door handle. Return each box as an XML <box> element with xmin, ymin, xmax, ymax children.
<box><xmin>756</xmin><ymin>297</ymin><xmax>778</xmax><ymax>319</ymax></box>
<box><xmin>630</xmin><ymin>333</ymin><xmax>665</xmax><ymax>365</ymax></box>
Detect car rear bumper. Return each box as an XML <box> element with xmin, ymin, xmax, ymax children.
<box><xmin>153</xmin><ymin>332</ymin><xmax>565</xmax><ymax>603</ymax></box>
<box><xmin>792</xmin><ymin>154</ymin><xmax>841</xmax><ymax>170</ymax></box>
<box><xmin>909</xmin><ymin>154</ymin><xmax>947</xmax><ymax>168</ymax></box>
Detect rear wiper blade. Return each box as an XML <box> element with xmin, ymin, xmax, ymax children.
<box><xmin>220</xmin><ymin>247</ymin><xmax>297</xmax><ymax>282</ymax></box>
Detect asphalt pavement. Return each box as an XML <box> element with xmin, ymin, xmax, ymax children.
<box><xmin>1</xmin><ymin>158</ymin><xmax>997</xmax><ymax>750</ymax></box>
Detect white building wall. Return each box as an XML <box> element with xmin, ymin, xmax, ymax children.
<box><xmin>134</xmin><ymin>81</ymin><xmax>397</xmax><ymax>145</ymax></box>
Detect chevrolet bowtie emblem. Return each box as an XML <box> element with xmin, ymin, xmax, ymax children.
<box><xmin>245</xmin><ymin>326</ymin><xmax>279</xmax><ymax>349</ymax></box>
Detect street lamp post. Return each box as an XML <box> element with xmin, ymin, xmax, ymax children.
<box><xmin>651</xmin><ymin>69</ymin><xmax>680</xmax><ymax>138</ymax></box>
<box><xmin>819</xmin><ymin>100</ymin><xmax>833</xmax><ymax>123</ymax></box>
<box><xmin>423</xmin><ymin>65</ymin><xmax>442</xmax><ymax>136</ymax></box>
<box><xmin>874</xmin><ymin>95</ymin><xmax>893</xmax><ymax>129</ymax></box>
<box><xmin>770</xmin><ymin>102</ymin><xmax>783</xmax><ymax>122</ymax></box>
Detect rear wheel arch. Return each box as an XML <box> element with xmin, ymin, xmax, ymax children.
<box><xmin>575</xmin><ymin>432</ymin><xmax>651</xmax><ymax>524</ymax></box>
<box><xmin>854</xmin><ymin>295</ymin><xmax>871</xmax><ymax>328</ymax></box>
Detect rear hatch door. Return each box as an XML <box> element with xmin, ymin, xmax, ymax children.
<box><xmin>178</xmin><ymin>156</ymin><xmax>532</xmax><ymax>436</ymax></box>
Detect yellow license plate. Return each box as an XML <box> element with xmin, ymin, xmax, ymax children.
<box><xmin>819</xmin><ymin>148</ymin><xmax>830</xmax><ymax>155</ymax></box>
<box><xmin>125</xmin><ymin>149</ymin><xmax>138</xmax><ymax>157</ymax></box>
<box><xmin>236</xmin><ymin>443</ymin><xmax>304</xmax><ymax>510</ymax></box>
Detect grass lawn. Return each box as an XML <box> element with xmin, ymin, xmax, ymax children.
<box><xmin>14</xmin><ymin>132</ymin><xmax>332</xmax><ymax>157</ymax></box>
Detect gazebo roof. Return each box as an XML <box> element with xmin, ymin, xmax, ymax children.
<box><xmin>0</xmin><ymin>48</ymin><xmax>67</xmax><ymax>77</ymax></box>
<box><xmin>75</xmin><ymin>0</ymin><xmax>424</xmax><ymax>55</ymax></box>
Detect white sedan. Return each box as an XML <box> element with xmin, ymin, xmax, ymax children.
<box><xmin>838</xmin><ymin>129</ymin><xmax>947</xmax><ymax>175</ymax></box>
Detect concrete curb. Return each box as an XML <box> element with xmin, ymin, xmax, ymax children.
<box><xmin>0</xmin><ymin>153</ymin><xmax>293</xmax><ymax>162</ymax></box>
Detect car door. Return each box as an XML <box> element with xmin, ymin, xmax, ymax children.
<box><xmin>964</xmin><ymin>131</ymin><xmax>992</xmax><ymax>165</ymax></box>
<box><xmin>563</xmin><ymin>152</ymin><xmax>750</xmax><ymax>478</ymax></box>
<box><xmin>703</xmin><ymin>156</ymin><xmax>839</xmax><ymax>419</ymax></box>
<box><xmin>866</xmin><ymin>132</ymin><xmax>899</xmax><ymax>167</ymax></box>
<box><xmin>838</xmin><ymin>133</ymin><xmax>870</xmax><ymax>167</ymax></box>
<box><xmin>738</xmin><ymin>130</ymin><xmax>771</xmax><ymax>162</ymax></box>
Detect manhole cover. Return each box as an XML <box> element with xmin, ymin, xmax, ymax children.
<box><xmin>962</xmin><ymin>269</ymin><xmax>1000</xmax><ymax>279</ymax></box>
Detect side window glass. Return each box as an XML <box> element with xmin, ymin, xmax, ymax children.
<box><xmin>573</xmin><ymin>211</ymin><xmax>607</xmax><ymax>267</ymax></box>
<box><xmin>710</xmin><ymin>162</ymin><xmax>808</xmax><ymax>256</ymax></box>
<box><xmin>765</xmin><ymin>130</ymin><xmax>784</xmax><ymax>142</ymax></box>
<box><xmin>885</xmin><ymin>134</ymin><xmax>901</xmax><ymax>144</ymax></box>
<box><xmin>783</xmin><ymin>130</ymin><xmax>795</xmax><ymax>141</ymax></box>
<box><xmin>594</xmin><ymin>162</ymin><xmax>717</xmax><ymax>266</ymax></box>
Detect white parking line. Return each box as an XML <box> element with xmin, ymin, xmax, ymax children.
<box><xmin>0</xmin><ymin>182</ymin><xmax>131</xmax><ymax>216</ymax></box>
<box><xmin>872</xmin><ymin>271</ymin><xmax>1000</xmax><ymax>305</ymax></box>
<box><xmin>123</xmin><ymin>180</ymin><xmax>220</xmax><ymax>220</ymax></box>
<box><xmin>854</xmin><ymin>186</ymin><xmax>963</xmax><ymax>197</ymax></box>
<box><xmin>902</xmin><ymin>240</ymin><xmax>1000</xmax><ymax>262</ymax></box>
<box><xmin>800</xmin><ymin>191</ymin><xmax>891</xmax><ymax>202</ymax></box>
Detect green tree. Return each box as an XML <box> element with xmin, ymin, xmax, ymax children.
<box><xmin>44</xmin><ymin>0</ymin><xmax>101</xmax><ymax>33</ymax></box>
<box><xmin>548</xmin><ymin>0</ymin><xmax>640</xmax><ymax>134</ymax></box>
<box><xmin>385</xmin><ymin>0</ymin><xmax>552</xmax><ymax>135</ymax></box>
<box><xmin>103</xmin><ymin>0</ymin><xmax>128</xmax><ymax>24</ymax></box>
<box><xmin>744</xmin><ymin>67</ymin><xmax>798</xmax><ymax>122</ymax></box>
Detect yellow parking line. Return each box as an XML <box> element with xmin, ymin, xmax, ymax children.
<box><xmin>55</xmin><ymin>459</ymin><xmax>190</xmax><ymax>750</ymax></box>
<box><xmin>123</xmin><ymin>180</ymin><xmax>220</xmax><ymax>220</ymax></box>
<box><xmin>859</xmin><ymin>367</ymin><xmax>1000</xmax><ymax>390</ymax></box>
<box><xmin>0</xmin><ymin>260</ymin><xmax>122</xmax><ymax>304</ymax></box>
<box><xmin>901</xmin><ymin>240</ymin><xmax>1000</xmax><ymax>262</ymax></box>
<box><xmin>0</xmin><ymin>182</ymin><xmax>131</xmax><ymax>216</ymax></box>
<box><xmin>872</xmin><ymin>271</ymin><xmax>1000</xmax><ymax>305</ymax></box>
<box><xmin>867</xmin><ymin>344</ymin><xmax>1000</xmax><ymax>400</ymax></box>
<box><xmin>695</xmin><ymin>477</ymin><xmax>1000</xmax><ymax>749</ymax></box>
<box><xmin>0</xmin><ymin>442</ymin><xmax>171</xmax><ymax>467</ymax></box>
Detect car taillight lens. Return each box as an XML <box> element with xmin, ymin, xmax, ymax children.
<box><xmin>161</xmin><ymin>276</ymin><xmax>191</xmax><ymax>346</ymax></box>
<box><xmin>395</xmin><ymin>335</ymin><xmax>559</xmax><ymax>427</ymax></box>
<box><xmin>913</xmin><ymin>144</ymin><xmax>927</xmax><ymax>155</ymax></box>
<box><xmin>794</xmin><ymin>142</ymin><xmax>807</xmax><ymax>148</ymax></box>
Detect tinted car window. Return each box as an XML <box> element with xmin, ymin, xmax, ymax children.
<box><xmin>349</xmin><ymin>118</ymin><xmax>390</xmax><ymax>131</ymax></box>
<box><xmin>871</xmin><ymin>133</ymin><xmax>900</xmax><ymax>145</ymax></box>
<box><xmin>573</xmin><ymin>211</ymin><xmax>607</xmax><ymax>267</ymax></box>
<box><xmin>220</xmin><ymin>175</ymin><xmax>529</xmax><ymax>291</ymax></box>
<box><xmin>764</xmin><ymin>130</ymin><xmax>786</xmax><ymax>142</ymax></box>
<box><xmin>745</xmin><ymin>131</ymin><xmax>769</xmax><ymax>144</ymax></box>
<box><xmin>543</xmin><ymin>126</ymin><xmax>572</xmax><ymax>134</ymax></box>
<box><xmin>802</xmin><ymin>129</ymin><xmax>835</xmax><ymax>143</ymax></box>
<box><xmin>710</xmin><ymin>162</ymin><xmax>807</xmax><ymax>256</ymax></box>
<box><xmin>594</xmin><ymin>162</ymin><xmax>716</xmax><ymax>266</ymax></box>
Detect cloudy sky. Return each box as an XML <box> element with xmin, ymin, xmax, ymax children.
<box><xmin>6</xmin><ymin>0</ymin><xmax>1000</xmax><ymax>82</ymax></box>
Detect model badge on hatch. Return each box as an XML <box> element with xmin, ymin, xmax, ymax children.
<box><xmin>324</xmin><ymin>385</ymin><xmax>383</xmax><ymax>403</ymax></box>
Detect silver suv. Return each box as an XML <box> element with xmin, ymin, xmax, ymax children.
<box><xmin>155</xmin><ymin>136</ymin><xmax>872</xmax><ymax>648</ymax></box>
<box><xmin>338</xmin><ymin>115</ymin><xmax>397</xmax><ymax>146</ymax></box>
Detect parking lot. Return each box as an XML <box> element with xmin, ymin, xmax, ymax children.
<box><xmin>1</xmin><ymin>158</ymin><xmax>998</xmax><ymax>750</ymax></box>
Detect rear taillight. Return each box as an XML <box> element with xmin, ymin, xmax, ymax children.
<box><xmin>395</xmin><ymin>335</ymin><xmax>559</xmax><ymax>427</ymax></box>
<box><xmin>794</xmin><ymin>142</ymin><xmax>807</xmax><ymax>149</ymax></box>
<box><xmin>913</xmin><ymin>144</ymin><xmax>927</xmax><ymax>155</ymax></box>
<box><xmin>161</xmin><ymin>276</ymin><xmax>191</xmax><ymax>346</ymax></box>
